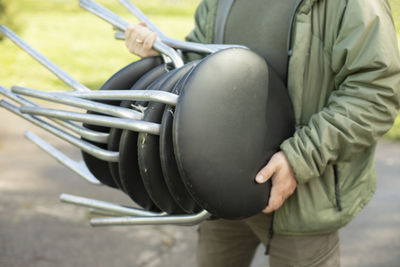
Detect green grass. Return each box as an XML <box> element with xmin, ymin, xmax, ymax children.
<box><xmin>386</xmin><ymin>115</ymin><xmax>400</xmax><ymax>140</ymax></box>
<box><xmin>390</xmin><ymin>0</ymin><xmax>400</xmax><ymax>35</ymax></box>
<box><xmin>0</xmin><ymin>0</ymin><xmax>199</xmax><ymax>90</ymax></box>
<box><xmin>385</xmin><ymin>0</ymin><xmax>400</xmax><ymax>140</ymax></box>
<box><xmin>0</xmin><ymin>0</ymin><xmax>400</xmax><ymax>140</ymax></box>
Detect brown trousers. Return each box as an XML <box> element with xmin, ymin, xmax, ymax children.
<box><xmin>197</xmin><ymin>213</ymin><xmax>340</xmax><ymax>267</ymax></box>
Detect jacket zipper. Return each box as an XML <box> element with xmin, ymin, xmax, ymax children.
<box><xmin>285</xmin><ymin>0</ymin><xmax>305</xmax><ymax>85</ymax></box>
<box><xmin>264</xmin><ymin>1</ymin><xmax>306</xmax><ymax>252</ymax></box>
<box><xmin>333</xmin><ymin>164</ymin><xmax>342</xmax><ymax>211</ymax></box>
<box><xmin>287</xmin><ymin>0</ymin><xmax>305</xmax><ymax>53</ymax></box>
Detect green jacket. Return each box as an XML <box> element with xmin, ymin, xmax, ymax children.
<box><xmin>185</xmin><ymin>0</ymin><xmax>400</xmax><ymax>235</ymax></box>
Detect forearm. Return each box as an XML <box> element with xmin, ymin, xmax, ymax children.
<box><xmin>281</xmin><ymin>0</ymin><xmax>400</xmax><ymax>184</ymax></box>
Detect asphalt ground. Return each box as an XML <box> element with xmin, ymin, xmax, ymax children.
<box><xmin>0</xmin><ymin>109</ymin><xmax>399</xmax><ymax>267</ymax></box>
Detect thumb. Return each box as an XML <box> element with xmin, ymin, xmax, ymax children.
<box><xmin>255</xmin><ymin>158</ymin><xmax>277</xmax><ymax>184</ymax></box>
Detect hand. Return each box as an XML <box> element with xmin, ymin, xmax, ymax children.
<box><xmin>255</xmin><ymin>151</ymin><xmax>297</xmax><ymax>213</ymax></box>
<box><xmin>125</xmin><ymin>22</ymin><xmax>160</xmax><ymax>58</ymax></box>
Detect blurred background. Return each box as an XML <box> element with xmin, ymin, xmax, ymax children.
<box><xmin>0</xmin><ymin>0</ymin><xmax>399</xmax><ymax>266</ymax></box>
<box><xmin>0</xmin><ymin>0</ymin><xmax>399</xmax><ymax>138</ymax></box>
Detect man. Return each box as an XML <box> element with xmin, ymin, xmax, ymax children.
<box><xmin>125</xmin><ymin>0</ymin><xmax>400</xmax><ymax>266</ymax></box>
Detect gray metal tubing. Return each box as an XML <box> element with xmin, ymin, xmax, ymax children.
<box><xmin>114</xmin><ymin>30</ymin><xmax>244</xmax><ymax>54</ymax></box>
<box><xmin>162</xmin><ymin>38</ymin><xmax>246</xmax><ymax>54</ymax></box>
<box><xmin>60</xmin><ymin>194</ymin><xmax>166</xmax><ymax>217</ymax></box>
<box><xmin>12</xmin><ymin>86</ymin><xmax>143</xmax><ymax>120</ymax></box>
<box><xmin>0</xmin><ymin>86</ymin><xmax>109</xmax><ymax>143</ymax></box>
<box><xmin>24</xmin><ymin>131</ymin><xmax>101</xmax><ymax>185</ymax></box>
<box><xmin>0</xmin><ymin>26</ymin><xmax>89</xmax><ymax>92</ymax></box>
<box><xmin>81</xmin><ymin>0</ymin><xmax>126</xmax><ymax>29</ymax></box>
<box><xmin>117</xmin><ymin>0</ymin><xmax>246</xmax><ymax>54</ymax></box>
<box><xmin>0</xmin><ymin>86</ymin><xmax>44</xmax><ymax>107</ymax></box>
<box><xmin>90</xmin><ymin>210</ymin><xmax>211</xmax><ymax>227</ymax></box>
<box><xmin>20</xmin><ymin>106</ymin><xmax>161</xmax><ymax>135</ymax></box>
<box><xmin>118</xmin><ymin>0</ymin><xmax>165</xmax><ymax>37</ymax></box>
<box><xmin>14</xmin><ymin>93</ymin><xmax>37</xmax><ymax>106</ymax></box>
<box><xmin>58</xmin><ymin>90</ymin><xmax>179</xmax><ymax>106</ymax></box>
<box><xmin>79</xmin><ymin>0</ymin><xmax>183</xmax><ymax>68</ymax></box>
<box><xmin>0</xmin><ymin>101</ymin><xmax>119</xmax><ymax>162</ymax></box>
<box><xmin>80</xmin><ymin>0</ymin><xmax>129</xmax><ymax>30</ymax></box>
<box><xmin>89</xmin><ymin>208</ymin><xmax>124</xmax><ymax>217</ymax></box>
<box><xmin>114</xmin><ymin>31</ymin><xmax>127</xmax><ymax>40</ymax></box>
<box><xmin>152</xmin><ymin>42</ymin><xmax>184</xmax><ymax>68</ymax></box>
<box><xmin>52</xmin><ymin>120</ymin><xmax>109</xmax><ymax>144</ymax></box>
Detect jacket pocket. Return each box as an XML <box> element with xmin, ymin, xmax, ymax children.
<box><xmin>333</xmin><ymin>164</ymin><xmax>342</xmax><ymax>211</ymax></box>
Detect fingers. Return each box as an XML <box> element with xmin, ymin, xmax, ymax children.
<box><xmin>125</xmin><ymin>24</ymin><xmax>135</xmax><ymax>42</ymax></box>
<box><xmin>263</xmin><ymin>187</ymin><xmax>284</xmax><ymax>213</ymax></box>
<box><xmin>125</xmin><ymin>23</ymin><xmax>159</xmax><ymax>58</ymax></box>
<box><xmin>264</xmin><ymin>173</ymin><xmax>297</xmax><ymax>213</ymax></box>
<box><xmin>263</xmin><ymin>176</ymin><xmax>294</xmax><ymax>213</ymax></box>
<box><xmin>143</xmin><ymin>32</ymin><xmax>158</xmax><ymax>55</ymax></box>
<box><xmin>255</xmin><ymin>153</ymin><xmax>279</xmax><ymax>183</ymax></box>
<box><xmin>257</xmin><ymin>151</ymin><xmax>297</xmax><ymax>213</ymax></box>
<box><xmin>125</xmin><ymin>24</ymin><xmax>139</xmax><ymax>53</ymax></box>
<box><xmin>263</xmin><ymin>177</ymin><xmax>296</xmax><ymax>213</ymax></box>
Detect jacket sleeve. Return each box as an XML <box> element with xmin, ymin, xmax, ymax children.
<box><xmin>280</xmin><ymin>0</ymin><xmax>400</xmax><ymax>185</ymax></box>
<box><xmin>183</xmin><ymin>0</ymin><xmax>217</xmax><ymax>61</ymax></box>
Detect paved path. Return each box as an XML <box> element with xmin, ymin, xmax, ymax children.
<box><xmin>0</xmin><ymin>109</ymin><xmax>399</xmax><ymax>267</ymax></box>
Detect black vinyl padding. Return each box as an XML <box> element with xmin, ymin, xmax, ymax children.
<box><xmin>173</xmin><ymin>48</ymin><xmax>295</xmax><ymax>219</ymax></box>
<box><xmin>118</xmin><ymin>67</ymin><xmax>174</xmax><ymax>211</ymax></box>
<box><xmin>107</xmin><ymin>128</ymin><xmax>125</xmax><ymax>190</ymax></box>
<box><xmin>81</xmin><ymin>56</ymin><xmax>163</xmax><ymax>188</ymax></box>
<box><xmin>108</xmin><ymin>63</ymin><xmax>169</xmax><ymax>192</ymax></box>
<box><xmin>138</xmin><ymin>62</ymin><xmax>199</xmax><ymax>214</ymax></box>
<box><xmin>159</xmin><ymin>63</ymin><xmax>202</xmax><ymax>214</ymax></box>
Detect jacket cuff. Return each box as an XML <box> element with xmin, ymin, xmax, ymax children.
<box><xmin>280</xmin><ymin>137</ymin><xmax>316</xmax><ymax>185</ymax></box>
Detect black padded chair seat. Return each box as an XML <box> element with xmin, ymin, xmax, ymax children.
<box><xmin>82</xmin><ymin>56</ymin><xmax>163</xmax><ymax>188</ymax></box>
<box><xmin>173</xmin><ymin>48</ymin><xmax>295</xmax><ymax>219</ymax></box>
